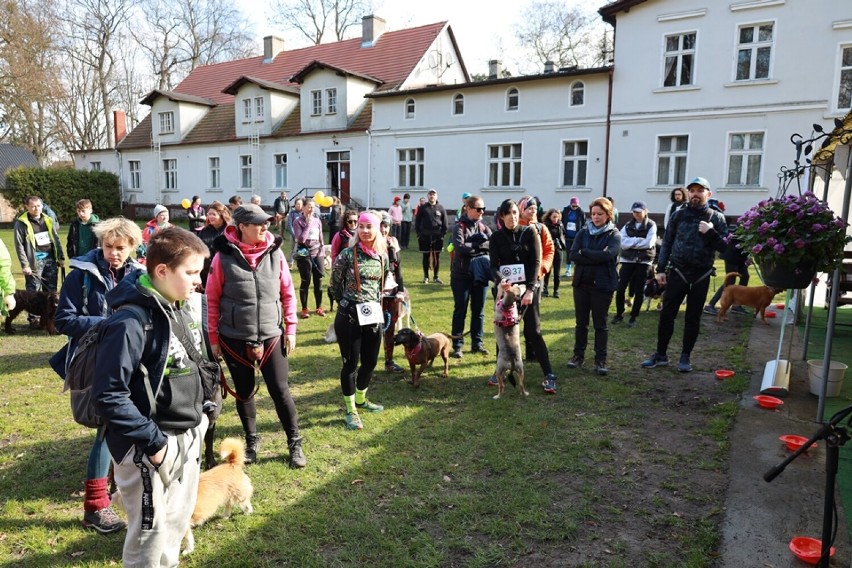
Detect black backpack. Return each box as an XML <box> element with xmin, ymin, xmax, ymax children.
<box><xmin>64</xmin><ymin>304</ymin><xmax>153</xmax><ymax>428</ymax></box>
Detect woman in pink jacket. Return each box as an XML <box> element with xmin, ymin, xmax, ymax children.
<box><xmin>206</xmin><ymin>204</ymin><xmax>305</xmax><ymax>468</ymax></box>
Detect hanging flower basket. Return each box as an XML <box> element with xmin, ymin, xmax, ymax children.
<box><xmin>755</xmin><ymin>258</ymin><xmax>818</xmax><ymax>289</ymax></box>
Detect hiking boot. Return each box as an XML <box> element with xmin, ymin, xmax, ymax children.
<box><xmin>595</xmin><ymin>360</ymin><xmax>609</xmax><ymax>376</ymax></box>
<box><xmin>611</xmin><ymin>314</ymin><xmax>624</xmax><ymax>324</ymax></box>
<box><xmin>244</xmin><ymin>434</ymin><xmax>260</xmax><ymax>464</ymax></box>
<box><xmin>300</xmin><ymin>308</ymin><xmax>311</xmax><ymax>319</ymax></box>
<box><xmin>731</xmin><ymin>305</ymin><xmax>750</xmax><ymax>315</ymax></box>
<box><xmin>433</xmin><ymin>277</ymin><xmax>444</xmax><ymax>284</ymax></box>
<box><xmin>641</xmin><ymin>353</ymin><xmax>669</xmax><ymax>368</ymax></box>
<box><xmin>422</xmin><ymin>277</ymin><xmax>429</xmax><ymax>284</ymax></box>
<box><xmin>385</xmin><ymin>360</ymin><xmax>404</xmax><ymax>373</ymax></box>
<box><xmin>287</xmin><ymin>437</ymin><xmax>307</xmax><ymax>469</ymax></box>
<box><xmin>567</xmin><ymin>355</ymin><xmax>584</xmax><ymax>369</ymax></box>
<box><xmin>487</xmin><ymin>374</ymin><xmax>498</xmax><ymax>387</ymax></box>
<box><xmin>471</xmin><ymin>345</ymin><xmax>489</xmax><ymax>355</ymax></box>
<box><xmin>677</xmin><ymin>354</ymin><xmax>693</xmax><ymax>373</ymax></box>
<box><xmin>345</xmin><ymin>412</ymin><xmax>363</xmax><ymax>430</ymax></box>
<box><xmin>83</xmin><ymin>506</ymin><xmax>126</xmax><ymax>534</ymax></box>
<box><xmin>553</xmin><ymin>291</ymin><xmax>560</xmax><ymax>299</ymax></box>
<box><xmin>703</xmin><ymin>305</ymin><xmax>718</xmax><ymax>315</ymax></box>
<box><xmin>451</xmin><ymin>348</ymin><xmax>463</xmax><ymax>359</ymax></box>
<box><xmin>355</xmin><ymin>399</ymin><xmax>384</xmax><ymax>413</ymax></box>
<box><xmin>542</xmin><ymin>375</ymin><xmax>557</xmax><ymax>394</ymax></box>
<box><xmin>542</xmin><ymin>286</ymin><xmax>549</xmax><ymax>297</ymax></box>
<box><xmin>315</xmin><ymin>308</ymin><xmax>327</xmax><ymax>317</ymax></box>
<box><xmin>627</xmin><ymin>317</ymin><xmax>637</xmax><ymax>328</ymax></box>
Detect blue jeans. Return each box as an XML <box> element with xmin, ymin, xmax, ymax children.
<box><xmin>450</xmin><ymin>277</ymin><xmax>487</xmax><ymax>350</ymax></box>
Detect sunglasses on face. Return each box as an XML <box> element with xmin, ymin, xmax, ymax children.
<box><xmin>346</xmin><ymin>219</ymin><xmax>358</xmax><ymax>225</ymax></box>
<box><xmin>473</xmin><ymin>207</ymin><xmax>486</xmax><ymax>212</ymax></box>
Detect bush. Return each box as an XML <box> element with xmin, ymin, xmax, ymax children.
<box><xmin>2</xmin><ymin>166</ymin><xmax>122</xmax><ymax>223</ymax></box>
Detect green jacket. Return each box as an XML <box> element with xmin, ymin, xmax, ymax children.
<box><xmin>0</xmin><ymin>239</ymin><xmax>15</xmax><ymax>312</ymax></box>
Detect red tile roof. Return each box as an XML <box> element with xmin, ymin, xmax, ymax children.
<box><xmin>174</xmin><ymin>22</ymin><xmax>449</xmax><ymax>105</ymax></box>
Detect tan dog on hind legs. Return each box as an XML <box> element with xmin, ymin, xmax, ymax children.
<box><xmin>492</xmin><ymin>283</ymin><xmax>527</xmax><ymax>399</ymax></box>
<box><xmin>716</xmin><ymin>272</ymin><xmax>782</xmax><ymax>325</ymax></box>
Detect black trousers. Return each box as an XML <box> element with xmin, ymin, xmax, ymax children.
<box><xmin>297</xmin><ymin>256</ymin><xmax>324</xmax><ymax>310</ymax></box>
<box><xmin>543</xmin><ymin>249</ymin><xmax>563</xmax><ymax>293</ymax></box>
<box><xmin>615</xmin><ymin>262</ymin><xmax>651</xmax><ymax>318</ymax></box>
<box><xmin>522</xmin><ymin>288</ymin><xmax>553</xmax><ymax>375</ymax></box>
<box><xmin>401</xmin><ymin>221</ymin><xmax>412</xmax><ymax>248</ymax></box>
<box><xmin>418</xmin><ymin>235</ymin><xmax>442</xmax><ymax>278</ymax></box>
<box><xmin>656</xmin><ymin>268</ymin><xmax>712</xmax><ymax>357</ymax></box>
<box><xmin>334</xmin><ymin>306</ymin><xmax>382</xmax><ymax>396</ymax></box>
<box><xmin>572</xmin><ymin>285</ymin><xmax>614</xmax><ymax>362</ymax></box>
<box><xmin>707</xmin><ymin>260</ymin><xmax>749</xmax><ymax>306</ymax></box>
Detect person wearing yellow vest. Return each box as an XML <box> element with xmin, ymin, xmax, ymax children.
<box><xmin>13</xmin><ymin>195</ymin><xmax>64</xmax><ymax>326</ymax></box>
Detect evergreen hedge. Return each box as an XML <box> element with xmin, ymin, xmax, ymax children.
<box><xmin>2</xmin><ymin>166</ymin><xmax>122</xmax><ymax>223</ymax></box>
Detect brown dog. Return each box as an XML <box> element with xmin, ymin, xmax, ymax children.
<box><xmin>4</xmin><ymin>290</ymin><xmax>59</xmax><ymax>334</ymax></box>
<box><xmin>493</xmin><ymin>284</ymin><xmax>527</xmax><ymax>399</ymax></box>
<box><xmin>716</xmin><ymin>272</ymin><xmax>781</xmax><ymax>324</ymax></box>
<box><xmin>393</xmin><ymin>327</ymin><xmax>452</xmax><ymax>387</ymax></box>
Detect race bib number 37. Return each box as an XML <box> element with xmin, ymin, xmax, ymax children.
<box><xmin>499</xmin><ymin>264</ymin><xmax>526</xmax><ymax>284</ymax></box>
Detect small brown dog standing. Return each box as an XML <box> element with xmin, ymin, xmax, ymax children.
<box><xmin>392</xmin><ymin>328</ymin><xmax>452</xmax><ymax>387</ymax></box>
<box><xmin>716</xmin><ymin>272</ymin><xmax>782</xmax><ymax>324</ymax></box>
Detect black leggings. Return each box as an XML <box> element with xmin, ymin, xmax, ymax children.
<box><xmin>543</xmin><ymin>249</ymin><xmax>563</xmax><ymax>293</ymax></box>
<box><xmin>297</xmin><ymin>257</ymin><xmax>324</xmax><ymax>310</ymax></box>
<box><xmin>522</xmin><ymin>288</ymin><xmax>554</xmax><ymax>375</ymax></box>
<box><xmin>219</xmin><ymin>334</ymin><xmax>300</xmax><ymax>441</ymax></box>
<box><xmin>334</xmin><ymin>307</ymin><xmax>382</xmax><ymax>396</ymax></box>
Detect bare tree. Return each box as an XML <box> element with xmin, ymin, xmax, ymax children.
<box><xmin>269</xmin><ymin>0</ymin><xmax>370</xmax><ymax>45</ymax></box>
<box><xmin>514</xmin><ymin>0</ymin><xmax>609</xmax><ymax>70</ymax></box>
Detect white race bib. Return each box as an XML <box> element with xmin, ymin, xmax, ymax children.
<box><xmin>307</xmin><ymin>227</ymin><xmax>320</xmax><ymax>240</ymax></box>
<box><xmin>565</xmin><ymin>222</ymin><xmax>577</xmax><ymax>233</ymax></box>
<box><xmin>34</xmin><ymin>231</ymin><xmax>51</xmax><ymax>247</ymax></box>
<box><xmin>499</xmin><ymin>264</ymin><xmax>526</xmax><ymax>284</ymax></box>
<box><xmin>356</xmin><ymin>301</ymin><xmax>384</xmax><ymax>326</ymax></box>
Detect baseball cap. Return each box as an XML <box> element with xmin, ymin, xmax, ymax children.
<box><xmin>233</xmin><ymin>204</ymin><xmax>274</xmax><ymax>225</ymax></box>
<box><xmin>393</xmin><ymin>196</ymin><xmax>401</xmax><ymax>203</ymax></box>
<box><xmin>687</xmin><ymin>177</ymin><xmax>711</xmax><ymax>190</ymax></box>
<box><xmin>631</xmin><ymin>201</ymin><xmax>648</xmax><ymax>212</ymax></box>
<box><xmin>462</xmin><ymin>192</ymin><xmax>472</xmax><ymax>199</ymax></box>
<box><xmin>427</xmin><ymin>188</ymin><xmax>437</xmax><ymax>195</ymax></box>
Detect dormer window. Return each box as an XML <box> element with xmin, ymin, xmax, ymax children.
<box><xmin>254</xmin><ymin>96</ymin><xmax>264</xmax><ymax>121</ymax></box>
<box><xmin>405</xmin><ymin>98</ymin><xmax>415</xmax><ymax>119</ymax></box>
<box><xmin>158</xmin><ymin>111</ymin><xmax>174</xmax><ymax>134</ymax></box>
<box><xmin>311</xmin><ymin>90</ymin><xmax>322</xmax><ymax>116</ymax></box>
<box><xmin>242</xmin><ymin>99</ymin><xmax>252</xmax><ymax>122</ymax></box>
<box><xmin>570</xmin><ymin>82</ymin><xmax>585</xmax><ymax>106</ymax></box>
<box><xmin>453</xmin><ymin>93</ymin><xmax>464</xmax><ymax>115</ymax></box>
<box><xmin>506</xmin><ymin>88</ymin><xmax>519</xmax><ymax>111</ymax></box>
<box><xmin>326</xmin><ymin>88</ymin><xmax>337</xmax><ymax>114</ymax></box>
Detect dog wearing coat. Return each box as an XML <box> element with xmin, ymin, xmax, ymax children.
<box><xmin>492</xmin><ymin>283</ymin><xmax>527</xmax><ymax>399</ymax></box>
<box><xmin>716</xmin><ymin>272</ymin><xmax>782</xmax><ymax>325</ymax></box>
<box><xmin>392</xmin><ymin>327</ymin><xmax>452</xmax><ymax>387</ymax></box>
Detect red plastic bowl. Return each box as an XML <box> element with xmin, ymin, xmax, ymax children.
<box><xmin>776</xmin><ymin>303</ymin><xmax>785</xmax><ymax>309</ymax></box>
<box><xmin>715</xmin><ymin>369</ymin><xmax>735</xmax><ymax>380</ymax></box>
<box><xmin>754</xmin><ymin>395</ymin><xmax>784</xmax><ymax>409</ymax></box>
<box><xmin>789</xmin><ymin>536</ymin><xmax>835</xmax><ymax>564</ymax></box>
<box><xmin>779</xmin><ymin>435</ymin><xmax>816</xmax><ymax>452</ymax></box>
<box><xmin>765</xmin><ymin>311</ymin><xmax>777</xmax><ymax>318</ymax></box>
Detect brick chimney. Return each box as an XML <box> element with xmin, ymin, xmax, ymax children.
<box><xmin>264</xmin><ymin>36</ymin><xmax>285</xmax><ymax>63</ymax></box>
<box><xmin>113</xmin><ymin>110</ymin><xmax>127</xmax><ymax>145</ymax></box>
<box><xmin>488</xmin><ymin>60</ymin><xmax>504</xmax><ymax>80</ymax></box>
<box><xmin>361</xmin><ymin>15</ymin><xmax>386</xmax><ymax>47</ymax></box>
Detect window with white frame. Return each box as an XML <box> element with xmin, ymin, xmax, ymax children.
<box><xmin>663</xmin><ymin>32</ymin><xmax>696</xmax><ymax>87</ymax></box>
<box><xmin>326</xmin><ymin>88</ymin><xmax>337</xmax><ymax>114</ymax></box>
<box><xmin>274</xmin><ymin>153</ymin><xmax>288</xmax><ymax>188</ymax></box>
<box><xmin>735</xmin><ymin>22</ymin><xmax>773</xmax><ymax>81</ymax></box>
<box><xmin>90</xmin><ymin>161</ymin><xmax>101</xmax><ymax>171</ymax></box>
<box><xmin>570</xmin><ymin>82</ymin><xmax>585</xmax><ymax>106</ymax></box>
<box><xmin>726</xmin><ymin>132</ymin><xmax>764</xmax><ymax>186</ymax></box>
<box><xmin>656</xmin><ymin>135</ymin><xmax>688</xmax><ymax>186</ymax></box>
<box><xmin>453</xmin><ymin>93</ymin><xmax>464</xmax><ymax>115</ymax></box>
<box><xmin>163</xmin><ymin>159</ymin><xmax>177</xmax><ymax>190</ymax></box>
<box><xmin>209</xmin><ymin>157</ymin><xmax>220</xmax><ymax>189</ymax></box>
<box><xmin>242</xmin><ymin>99</ymin><xmax>252</xmax><ymax>121</ymax></box>
<box><xmin>488</xmin><ymin>144</ymin><xmax>522</xmax><ymax>187</ymax></box>
<box><xmin>404</xmin><ymin>98</ymin><xmax>415</xmax><ymax>119</ymax></box>
<box><xmin>311</xmin><ymin>90</ymin><xmax>322</xmax><ymax>115</ymax></box>
<box><xmin>158</xmin><ymin>111</ymin><xmax>174</xmax><ymax>134</ymax></box>
<box><xmin>838</xmin><ymin>45</ymin><xmax>852</xmax><ymax>110</ymax></box>
<box><xmin>562</xmin><ymin>141</ymin><xmax>588</xmax><ymax>187</ymax></box>
<box><xmin>506</xmin><ymin>88</ymin><xmax>519</xmax><ymax>111</ymax></box>
<box><xmin>254</xmin><ymin>97</ymin><xmax>264</xmax><ymax>121</ymax></box>
<box><xmin>240</xmin><ymin>155</ymin><xmax>252</xmax><ymax>188</ymax></box>
<box><xmin>129</xmin><ymin>160</ymin><xmax>141</xmax><ymax>190</ymax></box>
<box><xmin>397</xmin><ymin>148</ymin><xmax>424</xmax><ymax>188</ymax></box>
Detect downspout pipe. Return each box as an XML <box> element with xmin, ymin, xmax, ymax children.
<box><xmin>603</xmin><ymin>67</ymin><xmax>614</xmax><ymax>197</ymax></box>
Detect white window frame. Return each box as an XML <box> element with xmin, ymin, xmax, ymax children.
<box><xmin>163</xmin><ymin>158</ymin><xmax>177</xmax><ymax>191</ymax></box>
<box><xmin>453</xmin><ymin>93</ymin><xmax>464</xmax><ymax>115</ymax></box>
<box><xmin>310</xmin><ymin>90</ymin><xmax>322</xmax><ymax>115</ymax></box>
<box><xmin>404</xmin><ymin>98</ymin><xmax>415</xmax><ymax>119</ymax></box>
<box><xmin>570</xmin><ymin>82</ymin><xmax>585</xmax><ymax>106</ymax></box>
<box><xmin>254</xmin><ymin>96</ymin><xmax>264</xmax><ymax>121</ymax></box>
<box><xmin>397</xmin><ymin>148</ymin><xmax>425</xmax><ymax>188</ymax></box>
<box><xmin>158</xmin><ymin>111</ymin><xmax>174</xmax><ymax>134</ymax></box>
<box><xmin>656</xmin><ymin>135</ymin><xmax>689</xmax><ymax>186</ymax></box>
<box><xmin>240</xmin><ymin>155</ymin><xmax>252</xmax><ymax>189</ymax></box>
<box><xmin>128</xmin><ymin>160</ymin><xmax>141</xmax><ymax>190</ymax></box>
<box><xmin>734</xmin><ymin>21</ymin><xmax>774</xmax><ymax>81</ymax></box>
<box><xmin>725</xmin><ymin>131</ymin><xmax>764</xmax><ymax>187</ymax></box>
<box><xmin>662</xmin><ymin>31</ymin><xmax>696</xmax><ymax>87</ymax></box>
<box><xmin>326</xmin><ymin>88</ymin><xmax>337</xmax><ymax>114</ymax></box>
<box><xmin>562</xmin><ymin>140</ymin><xmax>588</xmax><ymax>187</ymax></box>
<box><xmin>506</xmin><ymin>88</ymin><xmax>519</xmax><ymax>111</ymax></box>
<box><xmin>274</xmin><ymin>153</ymin><xmax>288</xmax><ymax>188</ymax></box>
<box><xmin>836</xmin><ymin>43</ymin><xmax>852</xmax><ymax>112</ymax></box>
<box><xmin>209</xmin><ymin>157</ymin><xmax>220</xmax><ymax>189</ymax></box>
<box><xmin>488</xmin><ymin>143</ymin><xmax>522</xmax><ymax>188</ymax></box>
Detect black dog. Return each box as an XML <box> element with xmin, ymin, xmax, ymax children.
<box><xmin>4</xmin><ymin>290</ymin><xmax>59</xmax><ymax>334</ymax></box>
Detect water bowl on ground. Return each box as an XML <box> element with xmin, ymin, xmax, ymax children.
<box><xmin>715</xmin><ymin>369</ymin><xmax>735</xmax><ymax>380</ymax></box>
<box><xmin>765</xmin><ymin>311</ymin><xmax>777</xmax><ymax>318</ymax></box>
<box><xmin>754</xmin><ymin>395</ymin><xmax>784</xmax><ymax>409</ymax></box>
<box><xmin>779</xmin><ymin>434</ymin><xmax>815</xmax><ymax>452</ymax></box>
<box><xmin>789</xmin><ymin>536</ymin><xmax>835</xmax><ymax>564</ymax></box>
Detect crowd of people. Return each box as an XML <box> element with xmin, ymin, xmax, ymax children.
<box><xmin>3</xmin><ymin>177</ymin><xmax>741</xmax><ymax>564</ymax></box>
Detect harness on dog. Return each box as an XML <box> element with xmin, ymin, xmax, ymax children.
<box><xmin>404</xmin><ymin>333</ymin><xmax>426</xmax><ymax>364</ymax></box>
<box><xmin>494</xmin><ymin>300</ymin><xmax>519</xmax><ymax>327</ymax></box>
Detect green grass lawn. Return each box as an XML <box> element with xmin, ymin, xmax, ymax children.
<box><xmin>0</xmin><ymin>226</ymin><xmax>753</xmax><ymax>567</ymax></box>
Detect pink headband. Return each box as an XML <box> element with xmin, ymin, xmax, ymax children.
<box><xmin>518</xmin><ymin>196</ymin><xmax>536</xmax><ymax>212</ymax></box>
<box><xmin>358</xmin><ymin>212</ymin><xmax>380</xmax><ymax>226</ymax></box>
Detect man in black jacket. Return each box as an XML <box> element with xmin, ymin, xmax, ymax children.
<box><xmin>641</xmin><ymin>177</ymin><xmax>727</xmax><ymax>373</ymax></box>
<box><xmin>414</xmin><ymin>188</ymin><xmax>448</xmax><ymax>284</ymax></box>
<box><xmin>273</xmin><ymin>191</ymin><xmax>290</xmax><ymax>241</ymax></box>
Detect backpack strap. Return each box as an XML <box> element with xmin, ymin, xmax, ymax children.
<box><xmin>115</xmin><ymin>304</ymin><xmax>156</xmax><ymax>419</ymax></box>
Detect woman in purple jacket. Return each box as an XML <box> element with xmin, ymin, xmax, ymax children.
<box><xmin>292</xmin><ymin>199</ymin><xmax>327</xmax><ymax>318</ymax></box>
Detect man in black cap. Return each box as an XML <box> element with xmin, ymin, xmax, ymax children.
<box><xmin>612</xmin><ymin>201</ymin><xmax>657</xmax><ymax>328</ymax></box>
<box><xmin>414</xmin><ymin>189</ymin><xmax>448</xmax><ymax>284</ymax></box>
